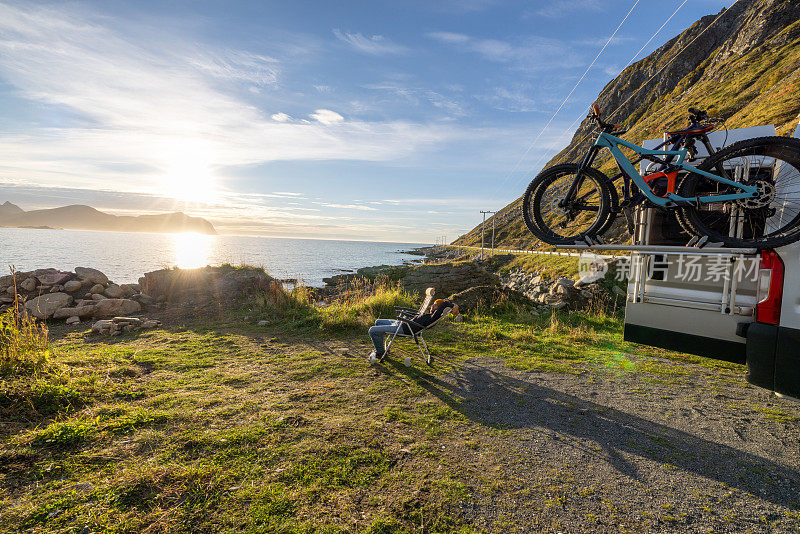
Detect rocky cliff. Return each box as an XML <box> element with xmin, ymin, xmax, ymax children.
<box><xmin>455</xmin><ymin>0</ymin><xmax>800</xmax><ymax>249</ymax></box>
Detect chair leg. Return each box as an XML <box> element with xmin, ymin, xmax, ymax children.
<box><xmin>417</xmin><ymin>336</ymin><xmax>432</xmax><ymax>366</ymax></box>
<box><xmin>380</xmin><ymin>325</ymin><xmax>402</xmax><ymax>362</ymax></box>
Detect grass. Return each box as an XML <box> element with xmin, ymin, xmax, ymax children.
<box><xmin>0</xmin><ymin>286</ymin><xmax>50</xmax><ymax>376</ymax></box>
<box><xmin>0</xmin><ymin>280</ymin><xmax>796</xmax><ymax>532</ymax></box>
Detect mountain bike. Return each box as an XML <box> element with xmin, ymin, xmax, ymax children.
<box><xmin>522</xmin><ymin>105</ymin><xmax>800</xmax><ymax>249</ymax></box>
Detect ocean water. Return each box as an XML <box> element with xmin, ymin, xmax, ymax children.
<box><xmin>0</xmin><ymin>227</ymin><xmax>427</xmax><ymax>286</ymax></box>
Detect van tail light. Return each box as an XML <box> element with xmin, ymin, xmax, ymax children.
<box><xmin>755</xmin><ymin>249</ymin><xmax>784</xmax><ymax>325</ymax></box>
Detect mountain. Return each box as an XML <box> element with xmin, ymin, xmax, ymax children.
<box><xmin>454</xmin><ymin>0</ymin><xmax>800</xmax><ymax>249</ymax></box>
<box><xmin>0</xmin><ymin>201</ymin><xmax>24</xmax><ymax>218</ymax></box>
<box><xmin>0</xmin><ymin>203</ymin><xmax>217</xmax><ymax>235</ymax></box>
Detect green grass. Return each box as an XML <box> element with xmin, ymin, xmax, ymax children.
<box><xmin>1</xmin><ymin>284</ymin><xmax>795</xmax><ymax>532</ymax></box>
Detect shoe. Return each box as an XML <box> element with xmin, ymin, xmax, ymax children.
<box><xmin>368</xmin><ymin>350</ymin><xmax>383</xmax><ymax>362</ymax></box>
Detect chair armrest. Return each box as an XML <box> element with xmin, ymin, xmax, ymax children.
<box><xmin>395</xmin><ymin>306</ymin><xmax>417</xmax><ymax>313</ymax></box>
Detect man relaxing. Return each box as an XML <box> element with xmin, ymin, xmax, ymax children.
<box><xmin>368</xmin><ymin>298</ymin><xmax>458</xmax><ymax>361</ymax></box>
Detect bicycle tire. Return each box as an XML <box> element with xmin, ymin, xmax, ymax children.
<box><xmin>678</xmin><ymin>136</ymin><xmax>800</xmax><ymax>249</ymax></box>
<box><xmin>522</xmin><ymin>164</ymin><xmax>614</xmax><ymax>245</ymax></box>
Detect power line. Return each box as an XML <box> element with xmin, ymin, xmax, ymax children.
<box><xmin>489</xmin><ymin>0</ymin><xmax>642</xmax><ymax>202</ymax></box>
<box><xmin>511</xmin><ymin>0</ymin><xmax>692</xmax><ymax>190</ymax></box>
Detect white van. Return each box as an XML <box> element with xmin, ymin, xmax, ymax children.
<box><xmin>621</xmin><ymin>124</ymin><xmax>800</xmax><ymax>399</ymax></box>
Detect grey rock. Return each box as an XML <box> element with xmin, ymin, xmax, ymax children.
<box><xmin>53</xmin><ymin>305</ymin><xmax>95</xmax><ymax>319</ymax></box>
<box><xmin>66</xmin><ymin>316</ymin><xmax>80</xmax><ymax>325</ymax></box>
<box><xmin>93</xmin><ymin>298</ymin><xmax>141</xmax><ymax>318</ymax></box>
<box><xmin>37</xmin><ymin>270</ymin><xmax>72</xmax><ymax>286</ymax></box>
<box><xmin>63</xmin><ymin>280</ymin><xmax>83</xmax><ymax>292</ymax></box>
<box><xmin>91</xmin><ymin>293</ymin><xmax>107</xmax><ymax>301</ymax></box>
<box><xmin>89</xmin><ymin>284</ymin><xmax>105</xmax><ymax>294</ymax></box>
<box><xmin>20</xmin><ymin>278</ymin><xmax>36</xmax><ymax>292</ymax></box>
<box><xmin>75</xmin><ymin>267</ymin><xmax>109</xmax><ymax>285</ymax></box>
<box><xmin>104</xmin><ymin>284</ymin><xmax>125</xmax><ymax>298</ymax></box>
<box><xmin>24</xmin><ymin>292</ymin><xmax>73</xmax><ymax>319</ymax></box>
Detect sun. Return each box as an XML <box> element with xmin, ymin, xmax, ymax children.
<box><xmin>161</xmin><ymin>142</ymin><xmax>217</xmax><ymax>203</ymax></box>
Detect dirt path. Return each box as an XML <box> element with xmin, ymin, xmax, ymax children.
<box><xmin>408</xmin><ymin>356</ymin><xmax>800</xmax><ymax>532</ymax></box>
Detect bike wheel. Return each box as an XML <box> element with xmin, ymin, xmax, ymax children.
<box><xmin>522</xmin><ymin>164</ymin><xmax>613</xmax><ymax>245</ymax></box>
<box><xmin>678</xmin><ymin>136</ymin><xmax>800</xmax><ymax>249</ymax></box>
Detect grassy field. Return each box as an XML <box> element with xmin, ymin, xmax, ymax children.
<box><xmin>1</xmin><ymin>285</ymin><xmax>797</xmax><ymax>533</ymax></box>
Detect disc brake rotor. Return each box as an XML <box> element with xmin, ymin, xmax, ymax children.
<box><xmin>737</xmin><ymin>180</ymin><xmax>775</xmax><ymax>209</ymax></box>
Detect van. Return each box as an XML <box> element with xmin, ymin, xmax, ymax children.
<box><xmin>620</xmin><ymin>124</ymin><xmax>800</xmax><ymax>399</ymax></box>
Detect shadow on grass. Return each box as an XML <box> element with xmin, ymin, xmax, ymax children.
<box><xmin>385</xmin><ymin>358</ymin><xmax>800</xmax><ymax>508</ymax></box>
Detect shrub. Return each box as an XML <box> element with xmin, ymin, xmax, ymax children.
<box><xmin>0</xmin><ymin>286</ymin><xmax>49</xmax><ymax>376</ymax></box>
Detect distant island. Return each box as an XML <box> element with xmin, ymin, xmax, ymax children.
<box><xmin>0</xmin><ymin>201</ymin><xmax>216</xmax><ymax>235</ymax></box>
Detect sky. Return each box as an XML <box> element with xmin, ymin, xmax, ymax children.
<box><xmin>0</xmin><ymin>0</ymin><xmax>736</xmax><ymax>243</ymax></box>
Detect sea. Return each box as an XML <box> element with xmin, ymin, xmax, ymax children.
<box><xmin>0</xmin><ymin>227</ymin><xmax>428</xmax><ymax>287</ymax></box>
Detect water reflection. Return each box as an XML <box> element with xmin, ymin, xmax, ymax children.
<box><xmin>173</xmin><ymin>233</ymin><xmax>212</xmax><ymax>269</ymax></box>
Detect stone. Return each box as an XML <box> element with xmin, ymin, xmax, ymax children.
<box><xmin>66</xmin><ymin>316</ymin><xmax>80</xmax><ymax>325</ymax></box>
<box><xmin>104</xmin><ymin>284</ymin><xmax>125</xmax><ymax>298</ymax></box>
<box><xmin>53</xmin><ymin>305</ymin><xmax>95</xmax><ymax>319</ymax></box>
<box><xmin>89</xmin><ymin>284</ymin><xmax>105</xmax><ymax>294</ymax></box>
<box><xmin>93</xmin><ymin>299</ymin><xmax>141</xmax><ymax>318</ymax></box>
<box><xmin>141</xmin><ymin>319</ymin><xmax>161</xmax><ymax>329</ymax></box>
<box><xmin>91</xmin><ymin>319</ymin><xmax>114</xmax><ymax>333</ymax></box>
<box><xmin>257</xmin><ymin>320</ymin><xmax>270</xmax><ymax>326</ymax></box>
<box><xmin>63</xmin><ymin>280</ymin><xmax>83</xmax><ymax>292</ymax></box>
<box><xmin>20</xmin><ymin>278</ymin><xmax>36</xmax><ymax>292</ymax></box>
<box><xmin>91</xmin><ymin>294</ymin><xmax>107</xmax><ymax>301</ymax></box>
<box><xmin>132</xmin><ymin>293</ymin><xmax>154</xmax><ymax>305</ymax></box>
<box><xmin>0</xmin><ymin>295</ymin><xmax>14</xmax><ymax>304</ymax></box>
<box><xmin>75</xmin><ymin>267</ymin><xmax>109</xmax><ymax>286</ymax></box>
<box><xmin>37</xmin><ymin>271</ymin><xmax>72</xmax><ymax>286</ymax></box>
<box><xmin>24</xmin><ymin>292</ymin><xmax>73</xmax><ymax>319</ymax></box>
<box><xmin>6</xmin><ymin>286</ymin><xmax>15</xmax><ymax>294</ymax></box>
<box><xmin>550</xmin><ymin>300</ymin><xmax>568</xmax><ymax>310</ymax></box>
<box><xmin>120</xmin><ymin>283</ymin><xmax>140</xmax><ymax>296</ymax></box>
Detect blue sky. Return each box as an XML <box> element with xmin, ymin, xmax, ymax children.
<box><xmin>0</xmin><ymin>0</ymin><xmax>734</xmax><ymax>242</ymax></box>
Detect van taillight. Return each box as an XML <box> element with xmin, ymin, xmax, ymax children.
<box><xmin>755</xmin><ymin>249</ymin><xmax>784</xmax><ymax>325</ymax></box>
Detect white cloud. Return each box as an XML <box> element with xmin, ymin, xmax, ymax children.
<box><xmin>309</xmin><ymin>109</ymin><xmax>344</xmax><ymax>125</ymax></box>
<box><xmin>314</xmin><ymin>202</ymin><xmax>378</xmax><ymax>211</ymax></box>
<box><xmin>0</xmin><ymin>3</ymin><xmax>454</xmax><ymax>198</ymax></box>
<box><xmin>271</xmin><ymin>112</ymin><xmax>292</xmax><ymax>122</ymax></box>
<box><xmin>332</xmin><ymin>29</ymin><xmax>407</xmax><ymax>56</ymax></box>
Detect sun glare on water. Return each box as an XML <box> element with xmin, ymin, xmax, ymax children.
<box><xmin>173</xmin><ymin>232</ymin><xmax>213</xmax><ymax>269</ymax></box>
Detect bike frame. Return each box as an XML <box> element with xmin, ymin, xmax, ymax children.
<box><xmin>592</xmin><ymin>132</ymin><xmax>759</xmax><ymax>207</ymax></box>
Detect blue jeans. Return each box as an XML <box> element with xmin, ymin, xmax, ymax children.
<box><xmin>368</xmin><ymin>319</ymin><xmax>405</xmax><ymax>354</ymax></box>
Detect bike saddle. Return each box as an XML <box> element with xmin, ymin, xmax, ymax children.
<box><xmin>666</xmin><ymin>124</ymin><xmax>714</xmax><ymax>136</ymax></box>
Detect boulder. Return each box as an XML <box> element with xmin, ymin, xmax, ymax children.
<box><xmin>120</xmin><ymin>283</ymin><xmax>140</xmax><ymax>296</ymax></box>
<box><xmin>93</xmin><ymin>298</ymin><xmax>141</xmax><ymax>318</ymax></box>
<box><xmin>89</xmin><ymin>284</ymin><xmax>105</xmax><ymax>294</ymax></box>
<box><xmin>20</xmin><ymin>278</ymin><xmax>37</xmax><ymax>292</ymax></box>
<box><xmin>63</xmin><ymin>280</ymin><xmax>83</xmax><ymax>293</ymax></box>
<box><xmin>53</xmin><ymin>305</ymin><xmax>95</xmax><ymax>319</ymax></box>
<box><xmin>142</xmin><ymin>266</ymin><xmax>272</xmax><ymax>303</ymax></box>
<box><xmin>75</xmin><ymin>267</ymin><xmax>109</xmax><ymax>286</ymax></box>
<box><xmin>131</xmin><ymin>293</ymin><xmax>154</xmax><ymax>305</ymax></box>
<box><xmin>91</xmin><ymin>293</ymin><xmax>107</xmax><ymax>301</ymax></box>
<box><xmin>24</xmin><ymin>292</ymin><xmax>73</xmax><ymax>319</ymax></box>
<box><xmin>104</xmin><ymin>284</ymin><xmax>125</xmax><ymax>298</ymax></box>
<box><xmin>37</xmin><ymin>270</ymin><xmax>73</xmax><ymax>286</ymax></box>
<box><xmin>66</xmin><ymin>316</ymin><xmax>80</xmax><ymax>325</ymax></box>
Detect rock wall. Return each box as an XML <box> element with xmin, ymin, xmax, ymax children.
<box><xmin>401</xmin><ymin>261</ymin><xmax>500</xmax><ymax>296</ymax></box>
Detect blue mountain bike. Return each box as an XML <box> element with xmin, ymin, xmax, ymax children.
<box><xmin>522</xmin><ymin>105</ymin><xmax>800</xmax><ymax>249</ymax></box>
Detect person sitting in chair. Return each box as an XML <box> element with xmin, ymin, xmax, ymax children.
<box><xmin>368</xmin><ymin>298</ymin><xmax>459</xmax><ymax>361</ymax></box>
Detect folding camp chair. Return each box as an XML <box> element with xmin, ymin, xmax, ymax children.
<box><xmin>380</xmin><ymin>288</ymin><xmax>455</xmax><ymax>366</ymax></box>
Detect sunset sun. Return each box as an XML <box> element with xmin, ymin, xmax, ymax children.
<box><xmin>161</xmin><ymin>143</ymin><xmax>216</xmax><ymax>203</ymax></box>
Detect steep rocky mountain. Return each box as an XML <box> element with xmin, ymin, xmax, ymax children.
<box><xmin>0</xmin><ymin>203</ymin><xmax>217</xmax><ymax>235</ymax></box>
<box><xmin>454</xmin><ymin>0</ymin><xmax>800</xmax><ymax>249</ymax></box>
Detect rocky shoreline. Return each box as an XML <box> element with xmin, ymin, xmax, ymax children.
<box><xmin>1</xmin><ymin>247</ymin><xmax>625</xmax><ymax>332</ymax></box>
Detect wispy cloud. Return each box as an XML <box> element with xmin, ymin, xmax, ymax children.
<box><xmin>365</xmin><ymin>82</ymin><xmax>465</xmax><ymax>116</ymax></box>
<box><xmin>477</xmin><ymin>86</ymin><xmax>541</xmax><ymax>112</ymax></box>
<box><xmin>426</xmin><ymin>32</ymin><xmax>580</xmax><ymax>71</ymax></box>
<box><xmin>534</xmin><ymin>0</ymin><xmax>603</xmax><ymax>19</ymax></box>
<box><xmin>332</xmin><ymin>29</ymin><xmax>407</xmax><ymax>56</ymax></box>
<box><xmin>0</xmin><ymin>3</ymin><xmax>454</xmax><ymax>200</ymax></box>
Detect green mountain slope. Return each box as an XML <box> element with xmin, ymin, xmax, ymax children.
<box><xmin>454</xmin><ymin>0</ymin><xmax>800</xmax><ymax>249</ymax></box>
